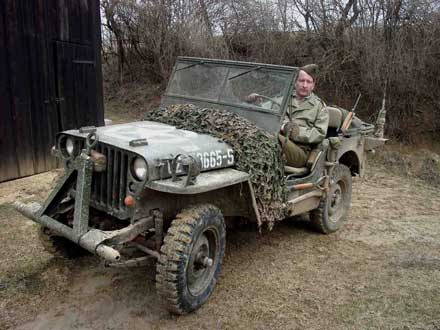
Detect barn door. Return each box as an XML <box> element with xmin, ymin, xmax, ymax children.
<box><xmin>54</xmin><ymin>41</ymin><xmax>99</xmax><ymax>130</ymax></box>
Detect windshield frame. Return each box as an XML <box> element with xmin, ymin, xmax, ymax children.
<box><xmin>163</xmin><ymin>57</ymin><xmax>297</xmax><ymax>117</ymax></box>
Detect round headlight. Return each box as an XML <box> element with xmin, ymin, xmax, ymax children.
<box><xmin>66</xmin><ymin>138</ymin><xmax>75</xmax><ymax>156</ymax></box>
<box><xmin>132</xmin><ymin>157</ymin><xmax>148</xmax><ymax>181</ymax></box>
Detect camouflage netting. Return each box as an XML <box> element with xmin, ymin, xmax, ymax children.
<box><xmin>145</xmin><ymin>104</ymin><xmax>288</xmax><ymax>229</ymax></box>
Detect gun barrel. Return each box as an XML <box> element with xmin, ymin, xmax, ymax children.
<box><xmin>352</xmin><ymin>93</ymin><xmax>362</xmax><ymax>112</ymax></box>
<box><xmin>381</xmin><ymin>94</ymin><xmax>386</xmax><ymax>110</ymax></box>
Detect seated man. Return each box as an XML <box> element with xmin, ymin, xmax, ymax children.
<box><xmin>278</xmin><ymin>64</ymin><xmax>329</xmax><ymax>168</ymax></box>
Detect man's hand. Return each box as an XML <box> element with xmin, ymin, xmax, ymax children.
<box><xmin>245</xmin><ymin>93</ymin><xmax>263</xmax><ymax>104</ymax></box>
<box><xmin>282</xmin><ymin>121</ymin><xmax>300</xmax><ymax>140</ymax></box>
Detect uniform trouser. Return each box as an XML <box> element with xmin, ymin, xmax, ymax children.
<box><xmin>278</xmin><ymin>134</ymin><xmax>308</xmax><ymax>167</ymax></box>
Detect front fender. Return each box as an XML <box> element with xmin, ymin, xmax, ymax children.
<box><xmin>145</xmin><ymin>168</ymin><xmax>250</xmax><ymax>194</ymax></box>
<box><xmin>137</xmin><ymin>168</ymin><xmax>260</xmax><ymax>224</ymax></box>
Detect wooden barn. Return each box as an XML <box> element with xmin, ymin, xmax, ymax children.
<box><xmin>0</xmin><ymin>0</ymin><xmax>104</xmax><ymax>182</ymax></box>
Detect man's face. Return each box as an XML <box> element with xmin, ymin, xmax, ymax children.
<box><xmin>295</xmin><ymin>70</ymin><xmax>315</xmax><ymax>98</ymax></box>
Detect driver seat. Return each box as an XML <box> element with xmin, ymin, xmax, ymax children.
<box><xmin>284</xmin><ymin>147</ymin><xmax>323</xmax><ymax>177</ymax></box>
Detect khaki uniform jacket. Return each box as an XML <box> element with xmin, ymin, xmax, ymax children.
<box><xmin>285</xmin><ymin>92</ymin><xmax>329</xmax><ymax>145</ymax></box>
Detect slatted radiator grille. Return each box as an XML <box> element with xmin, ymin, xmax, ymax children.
<box><xmin>91</xmin><ymin>144</ymin><xmax>130</xmax><ymax>214</ymax></box>
<box><xmin>71</xmin><ymin>138</ymin><xmax>133</xmax><ymax>218</ymax></box>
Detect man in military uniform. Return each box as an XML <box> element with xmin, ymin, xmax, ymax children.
<box><xmin>278</xmin><ymin>64</ymin><xmax>329</xmax><ymax>167</ymax></box>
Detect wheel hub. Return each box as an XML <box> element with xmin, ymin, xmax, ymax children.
<box><xmin>330</xmin><ymin>184</ymin><xmax>342</xmax><ymax>215</ymax></box>
<box><xmin>187</xmin><ymin>231</ymin><xmax>217</xmax><ymax>296</ymax></box>
<box><xmin>195</xmin><ymin>253</ymin><xmax>213</xmax><ymax>267</ymax></box>
<box><xmin>328</xmin><ymin>179</ymin><xmax>346</xmax><ymax>223</ymax></box>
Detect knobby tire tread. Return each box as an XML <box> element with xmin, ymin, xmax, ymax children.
<box><xmin>156</xmin><ymin>204</ymin><xmax>225</xmax><ymax>315</ymax></box>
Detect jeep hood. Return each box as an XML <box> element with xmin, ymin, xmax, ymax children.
<box><xmin>64</xmin><ymin>121</ymin><xmax>234</xmax><ymax>179</ymax></box>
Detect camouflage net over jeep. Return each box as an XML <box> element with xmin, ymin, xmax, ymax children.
<box><xmin>145</xmin><ymin>104</ymin><xmax>288</xmax><ymax>229</ymax></box>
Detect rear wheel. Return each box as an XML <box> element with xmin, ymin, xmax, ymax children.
<box><xmin>156</xmin><ymin>204</ymin><xmax>226</xmax><ymax>314</ymax></box>
<box><xmin>310</xmin><ymin>164</ymin><xmax>352</xmax><ymax>234</ymax></box>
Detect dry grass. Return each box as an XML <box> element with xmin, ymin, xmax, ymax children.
<box><xmin>104</xmin><ymin>82</ymin><xmax>162</xmax><ymax>124</ymax></box>
<box><xmin>372</xmin><ymin>144</ymin><xmax>440</xmax><ymax>187</ymax></box>
<box><xmin>1</xmin><ymin>158</ymin><xmax>440</xmax><ymax>329</ymax></box>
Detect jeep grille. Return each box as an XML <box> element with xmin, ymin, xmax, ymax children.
<box><xmin>73</xmin><ymin>139</ymin><xmax>132</xmax><ymax>219</ymax></box>
<box><xmin>90</xmin><ymin>143</ymin><xmax>131</xmax><ymax>217</ymax></box>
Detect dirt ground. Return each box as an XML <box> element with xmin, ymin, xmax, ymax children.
<box><xmin>1</xmin><ymin>157</ymin><xmax>440</xmax><ymax>330</ymax></box>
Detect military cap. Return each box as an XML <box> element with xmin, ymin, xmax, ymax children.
<box><xmin>299</xmin><ymin>64</ymin><xmax>319</xmax><ymax>81</ymax></box>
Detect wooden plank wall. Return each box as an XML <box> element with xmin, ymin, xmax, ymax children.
<box><xmin>0</xmin><ymin>0</ymin><xmax>104</xmax><ymax>182</ymax></box>
<box><xmin>0</xmin><ymin>0</ymin><xmax>20</xmax><ymax>180</ymax></box>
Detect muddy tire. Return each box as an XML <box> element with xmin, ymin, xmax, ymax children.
<box><xmin>310</xmin><ymin>164</ymin><xmax>352</xmax><ymax>234</ymax></box>
<box><xmin>156</xmin><ymin>204</ymin><xmax>226</xmax><ymax>314</ymax></box>
<box><xmin>38</xmin><ymin>227</ymin><xmax>88</xmax><ymax>258</ymax></box>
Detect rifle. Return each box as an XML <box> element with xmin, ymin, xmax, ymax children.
<box><xmin>340</xmin><ymin>93</ymin><xmax>361</xmax><ymax>134</ymax></box>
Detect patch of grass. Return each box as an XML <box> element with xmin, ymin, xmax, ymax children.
<box><xmin>371</xmin><ymin>144</ymin><xmax>440</xmax><ymax>187</ymax></box>
<box><xmin>336</xmin><ymin>264</ymin><xmax>440</xmax><ymax>329</ymax></box>
<box><xmin>0</xmin><ymin>267</ymin><xmax>47</xmax><ymax>298</ymax></box>
<box><xmin>0</xmin><ymin>204</ymin><xmax>47</xmax><ymax>296</ymax></box>
<box><xmin>0</xmin><ymin>203</ymin><xmax>74</xmax><ymax>329</ymax></box>
<box><xmin>104</xmin><ymin>81</ymin><xmax>163</xmax><ymax>124</ymax></box>
<box><xmin>0</xmin><ymin>202</ymin><xmax>13</xmax><ymax>214</ymax></box>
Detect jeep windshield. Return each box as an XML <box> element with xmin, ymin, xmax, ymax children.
<box><xmin>163</xmin><ymin>58</ymin><xmax>296</xmax><ymax>115</ymax></box>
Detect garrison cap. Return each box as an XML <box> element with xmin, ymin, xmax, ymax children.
<box><xmin>299</xmin><ymin>64</ymin><xmax>319</xmax><ymax>81</ymax></box>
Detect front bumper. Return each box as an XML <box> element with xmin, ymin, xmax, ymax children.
<box><xmin>13</xmin><ymin>145</ymin><xmax>155</xmax><ymax>262</ymax></box>
<box><xmin>14</xmin><ymin>201</ymin><xmax>154</xmax><ymax>262</ymax></box>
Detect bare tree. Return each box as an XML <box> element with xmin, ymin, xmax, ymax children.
<box><xmin>101</xmin><ymin>0</ymin><xmax>440</xmax><ymax>142</ymax></box>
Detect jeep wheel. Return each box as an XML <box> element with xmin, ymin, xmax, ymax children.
<box><xmin>310</xmin><ymin>164</ymin><xmax>352</xmax><ymax>234</ymax></box>
<box><xmin>38</xmin><ymin>227</ymin><xmax>88</xmax><ymax>258</ymax></box>
<box><xmin>156</xmin><ymin>204</ymin><xmax>226</xmax><ymax>314</ymax></box>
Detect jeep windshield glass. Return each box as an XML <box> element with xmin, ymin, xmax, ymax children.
<box><xmin>221</xmin><ymin>67</ymin><xmax>290</xmax><ymax>112</ymax></box>
<box><xmin>166</xmin><ymin>62</ymin><xmax>293</xmax><ymax>113</ymax></box>
<box><xmin>167</xmin><ymin>62</ymin><xmax>228</xmax><ymax>100</ymax></box>
<box><xmin>227</xmin><ymin>66</ymin><xmax>262</xmax><ymax>80</ymax></box>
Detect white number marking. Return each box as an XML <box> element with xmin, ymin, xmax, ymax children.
<box><xmin>227</xmin><ymin>149</ymin><xmax>234</xmax><ymax>165</ymax></box>
<box><xmin>195</xmin><ymin>149</ymin><xmax>235</xmax><ymax>169</ymax></box>
<box><xmin>215</xmin><ymin>150</ymin><xmax>222</xmax><ymax>166</ymax></box>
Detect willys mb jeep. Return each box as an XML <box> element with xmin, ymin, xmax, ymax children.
<box><xmin>14</xmin><ymin>57</ymin><xmax>386</xmax><ymax>314</ymax></box>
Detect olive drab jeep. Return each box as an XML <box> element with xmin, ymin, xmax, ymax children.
<box><xmin>14</xmin><ymin>57</ymin><xmax>386</xmax><ymax>314</ymax></box>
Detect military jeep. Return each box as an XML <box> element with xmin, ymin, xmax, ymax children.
<box><xmin>14</xmin><ymin>57</ymin><xmax>386</xmax><ymax>314</ymax></box>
